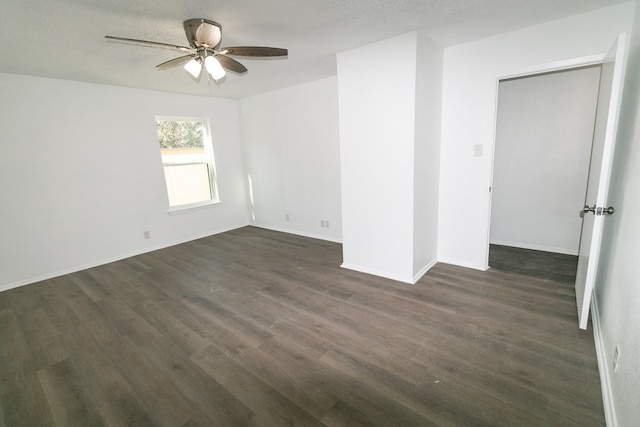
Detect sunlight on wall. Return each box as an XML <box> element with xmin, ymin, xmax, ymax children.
<box><xmin>247</xmin><ymin>173</ymin><xmax>256</xmax><ymax>222</ymax></box>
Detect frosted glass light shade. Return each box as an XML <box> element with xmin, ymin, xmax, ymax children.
<box><xmin>184</xmin><ymin>58</ymin><xmax>202</xmax><ymax>78</ymax></box>
<box><xmin>204</xmin><ymin>56</ymin><xmax>226</xmax><ymax>80</ymax></box>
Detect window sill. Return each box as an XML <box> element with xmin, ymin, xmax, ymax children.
<box><xmin>167</xmin><ymin>200</ymin><xmax>221</xmax><ymax>215</ymax></box>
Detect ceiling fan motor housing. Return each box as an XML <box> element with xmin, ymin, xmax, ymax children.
<box><xmin>184</xmin><ymin>19</ymin><xmax>222</xmax><ymax>49</ymax></box>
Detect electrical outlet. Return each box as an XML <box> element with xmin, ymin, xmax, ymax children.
<box><xmin>325</xmin><ymin>220</ymin><xmax>330</xmax><ymax>229</ymax></box>
<box><xmin>143</xmin><ymin>230</ymin><xmax>151</xmax><ymax>239</ymax></box>
<box><xmin>285</xmin><ymin>214</ymin><xmax>290</xmax><ymax>222</ymax></box>
<box><xmin>613</xmin><ymin>345</ymin><xmax>620</xmax><ymax>372</ymax></box>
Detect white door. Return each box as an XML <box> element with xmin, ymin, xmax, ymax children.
<box><xmin>575</xmin><ymin>33</ymin><xmax>627</xmax><ymax>330</ymax></box>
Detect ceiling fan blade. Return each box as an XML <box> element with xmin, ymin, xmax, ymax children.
<box><xmin>105</xmin><ymin>36</ymin><xmax>194</xmax><ymax>53</ymax></box>
<box><xmin>184</xmin><ymin>19</ymin><xmax>222</xmax><ymax>49</ymax></box>
<box><xmin>222</xmin><ymin>46</ymin><xmax>288</xmax><ymax>57</ymax></box>
<box><xmin>216</xmin><ymin>55</ymin><xmax>248</xmax><ymax>74</ymax></box>
<box><xmin>156</xmin><ymin>55</ymin><xmax>197</xmax><ymax>70</ymax></box>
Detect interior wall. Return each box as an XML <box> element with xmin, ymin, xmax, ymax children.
<box><xmin>0</xmin><ymin>73</ymin><xmax>249</xmax><ymax>291</ymax></box>
<box><xmin>337</xmin><ymin>32</ymin><xmax>418</xmax><ymax>282</ymax></box>
<box><xmin>239</xmin><ymin>77</ymin><xmax>342</xmax><ymax>242</ymax></box>
<box><xmin>594</xmin><ymin>0</ymin><xmax>640</xmax><ymax>424</ymax></box>
<box><xmin>490</xmin><ymin>66</ymin><xmax>601</xmax><ymax>255</ymax></box>
<box><xmin>438</xmin><ymin>2</ymin><xmax>635</xmax><ymax>269</ymax></box>
<box><xmin>337</xmin><ymin>31</ymin><xmax>442</xmax><ymax>283</ymax></box>
<box><xmin>413</xmin><ymin>32</ymin><xmax>443</xmax><ymax>278</ymax></box>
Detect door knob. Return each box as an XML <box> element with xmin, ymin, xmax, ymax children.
<box><xmin>583</xmin><ymin>204</ymin><xmax>596</xmax><ymax>214</ymax></box>
<box><xmin>603</xmin><ymin>206</ymin><xmax>615</xmax><ymax>215</ymax></box>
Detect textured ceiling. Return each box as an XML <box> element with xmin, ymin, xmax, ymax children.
<box><xmin>0</xmin><ymin>0</ymin><xmax>629</xmax><ymax>98</ymax></box>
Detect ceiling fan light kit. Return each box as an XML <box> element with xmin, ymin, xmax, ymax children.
<box><xmin>184</xmin><ymin>58</ymin><xmax>202</xmax><ymax>79</ymax></box>
<box><xmin>106</xmin><ymin>18</ymin><xmax>287</xmax><ymax>84</ymax></box>
<box><xmin>204</xmin><ymin>56</ymin><xmax>225</xmax><ymax>80</ymax></box>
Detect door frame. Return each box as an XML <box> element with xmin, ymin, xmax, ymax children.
<box><xmin>484</xmin><ymin>53</ymin><xmax>607</xmax><ymax>270</ymax></box>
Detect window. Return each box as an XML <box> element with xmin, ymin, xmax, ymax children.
<box><xmin>156</xmin><ymin>117</ymin><xmax>219</xmax><ymax>210</ymax></box>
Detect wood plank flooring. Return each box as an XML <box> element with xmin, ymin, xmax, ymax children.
<box><xmin>0</xmin><ymin>227</ymin><xmax>604</xmax><ymax>426</ymax></box>
<box><xmin>489</xmin><ymin>244</ymin><xmax>579</xmax><ymax>284</ymax></box>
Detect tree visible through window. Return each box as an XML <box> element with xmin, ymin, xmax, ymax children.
<box><xmin>156</xmin><ymin>117</ymin><xmax>219</xmax><ymax>209</ymax></box>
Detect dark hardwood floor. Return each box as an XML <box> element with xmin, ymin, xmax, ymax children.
<box><xmin>489</xmin><ymin>244</ymin><xmax>579</xmax><ymax>284</ymax></box>
<box><xmin>0</xmin><ymin>227</ymin><xmax>604</xmax><ymax>426</ymax></box>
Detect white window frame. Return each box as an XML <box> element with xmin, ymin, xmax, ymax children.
<box><xmin>156</xmin><ymin>116</ymin><xmax>220</xmax><ymax>213</ymax></box>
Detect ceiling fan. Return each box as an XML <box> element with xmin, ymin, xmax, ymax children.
<box><xmin>105</xmin><ymin>18</ymin><xmax>288</xmax><ymax>81</ymax></box>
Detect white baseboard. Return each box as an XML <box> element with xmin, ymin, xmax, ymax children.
<box><xmin>0</xmin><ymin>223</ymin><xmax>249</xmax><ymax>294</ymax></box>
<box><xmin>251</xmin><ymin>223</ymin><xmax>342</xmax><ymax>243</ymax></box>
<box><xmin>591</xmin><ymin>294</ymin><xmax>618</xmax><ymax>427</ymax></box>
<box><xmin>489</xmin><ymin>239</ymin><xmax>578</xmax><ymax>256</ymax></box>
<box><xmin>341</xmin><ymin>257</ymin><xmax>438</xmax><ymax>285</ymax></box>
<box><xmin>437</xmin><ymin>257</ymin><xmax>488</xmax><ymax>271</ymax></box>
<box><xmin>413</xmin><ymin>258</ymin><xmax>438</xmax><ymax>283</ymax></box>
<box><xmin>340</xmin><ymin>262</ymin><xmax>415</xmax><ymax>284</ymax></box>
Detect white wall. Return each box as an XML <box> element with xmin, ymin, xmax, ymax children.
<box><xmin>593</xmin><ymin>1</ymin><xmax>640</xmax><ymax>424</ymax></box>
<box><xmin>0</xmin><ymin>73</ymin><xmax>249</xmax><ymax>291</ymax></box>
<box><xmin>438</xmin><ymin>3</ymin><xmax>635</xmax><ymax>269</ymax></box>
<box><xmin>338</xmin><ymin>32</ymin><xmax>417</xmax><ymax>282</ymax></box>
<box><xmin>239</xmin><ymin>77</ymin><xmax>342</xmax><ymax>242</ymax></box>
<box><xmin>337</xmin><ymin>32</ymin><xmax>442</xmax><ymax>283</ymax></box>
<box><xmin>490</xmin><ymin>66</ymin><xmax>601</xmax><ymax>255</ymax></box>
<box><xmin>413</xmin><ymin>33</ymin><xmax>443</xmax><ymax>278</ymax></box>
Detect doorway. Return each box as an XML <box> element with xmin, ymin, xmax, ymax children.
<box><xmin>488</xmin><ymin>64</ymin><xmax>602</xmax><ymax>283</ymax></box>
